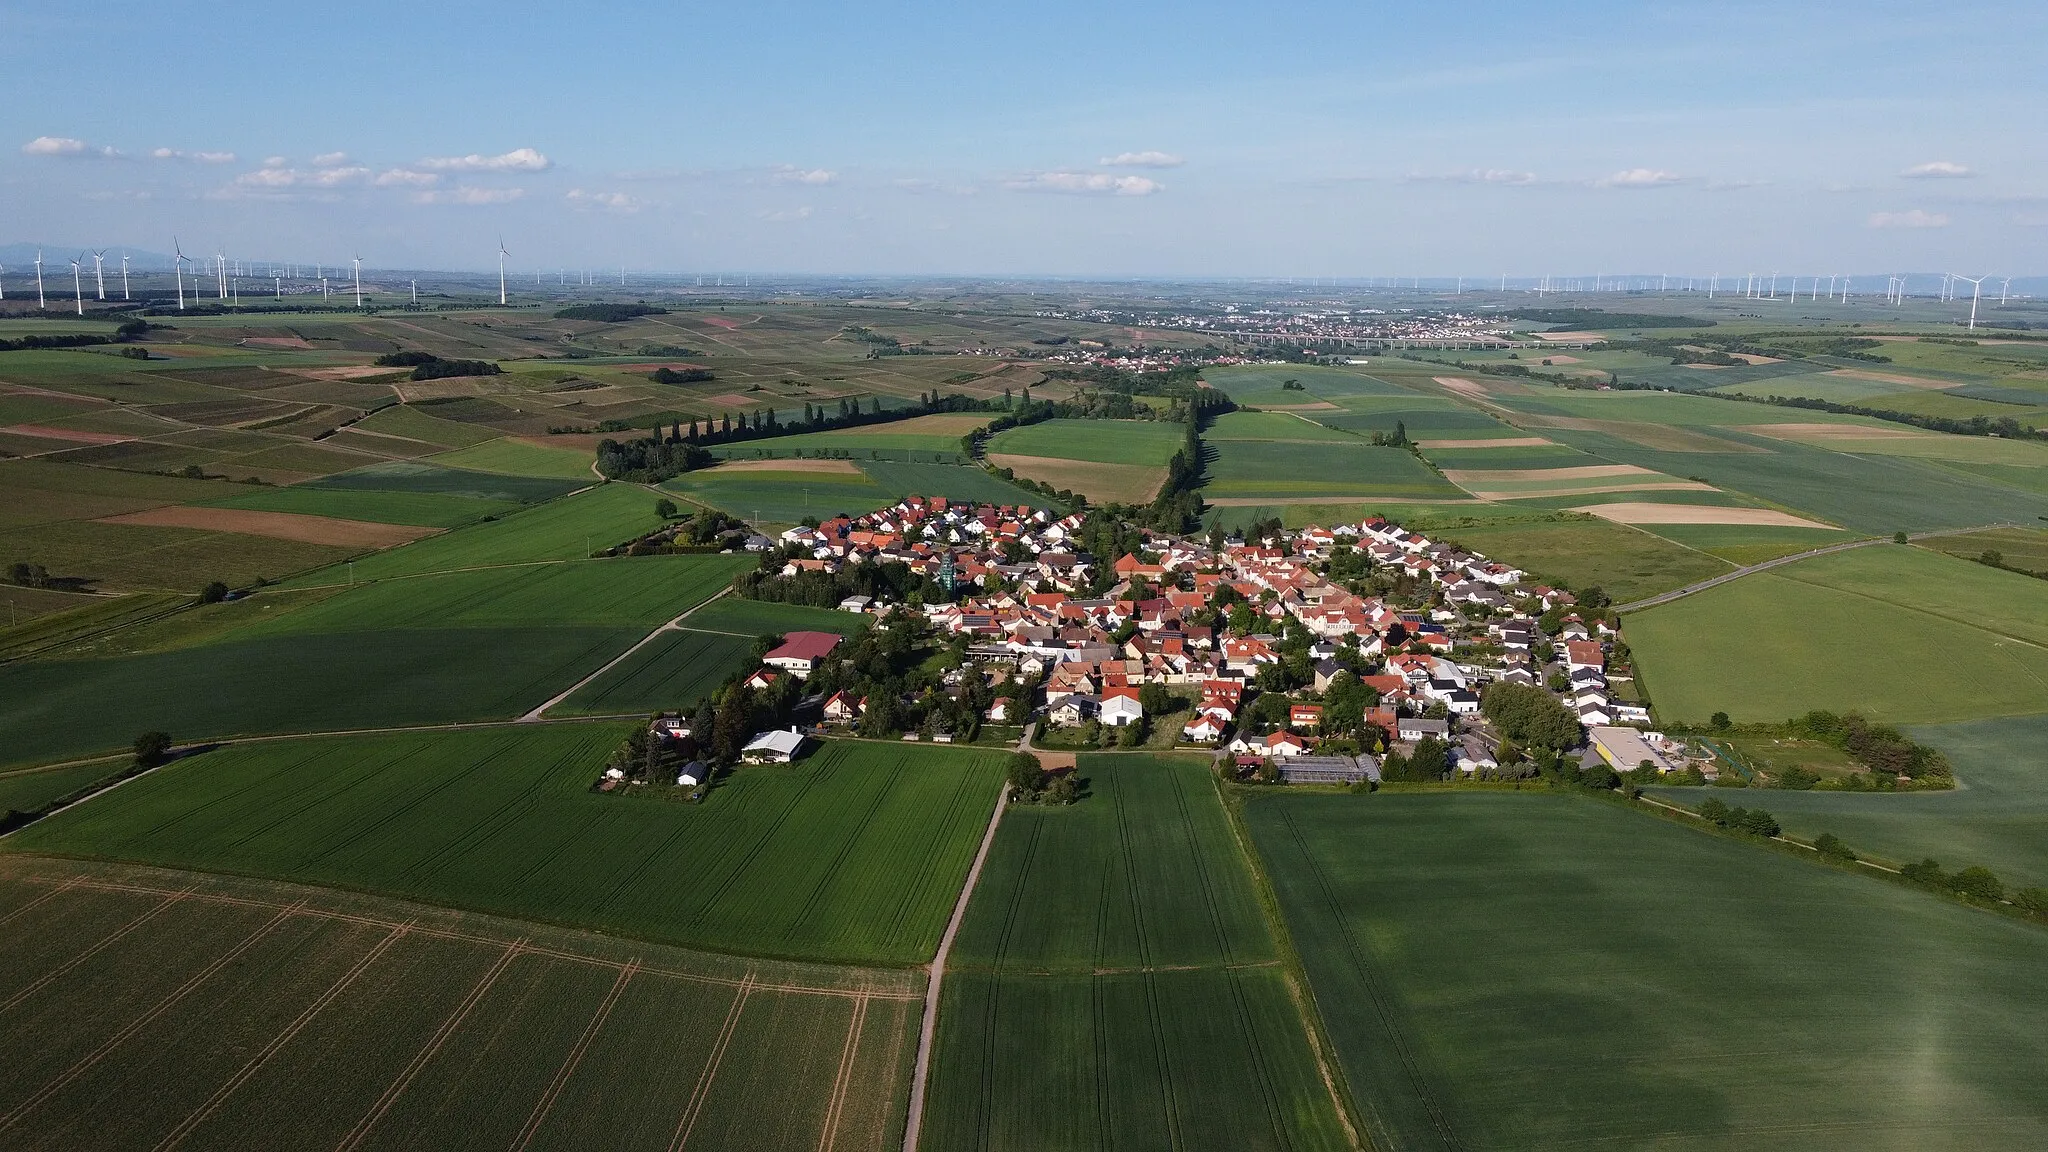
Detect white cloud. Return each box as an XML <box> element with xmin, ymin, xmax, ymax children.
<box><xmin>262</xmin><ymin>156</ymin><xmax>288</xmax><ymax>168</ymax></box>
<box><xmin>22</xmin><ymin>135</ymin><xmax>119</xmax><ymax>158</ymax></box>
<box><xmin>374</xmin><ymin>168</ymin><xmax>440</xmax><ymax>187</ymax></box>
<box><xmin>772</xmin><ymin>166</ymin><xmax>837</xmax><ymax>185</ymax></box>
<box><xmin>894</xmin><ymin>178</ymin><xmax>977</xmax><ymax>196</ymax></box>
<box><xmin>1100</xmin><ymin>151</ymin><xmax>1183</xmax><ymax>168</ymax></box>
<box><xmin>233</xmin><ymin>165</ymin><xmax>371</xmax><ymax>189</ymax></box>
<box><xmin>412</xmin><ymin>186</ymin><xmax>527</xmax><ymax>205</ymax></box>
<box><xmin>1596</xmin><ymin>168</ymin><xmax>1683</xmax><ymax>188</ymax></box>
<box><xmin>1408</xmin><ymin>168</ymin><xmax>1537</xmax><ymax>186</ymax></box>
<box><xmin>1008</xmin><ymin>171</ymin><xmax>1163</xmax><ymax>196</ymax></box>
<box><xmin>311</xmin><ymin>151</ymin><xmax>352</xmax><ymax>168</ymax></box>
<box><xmin>1901</xmin><ymin>160</ymin><xmax>1971</xmax><ymax>179</ymax></box>
<box><xmin>566</xmin><ymin>188</ymin><xmax>641</xmax><ymax>213</ymax></box>
<box><xmin>1868</xmin><ymin>208</ymin><xmax>1949</xmax><ymax>229</ymax></box>
<box><xmin>150</xmin><ymin>147</ymin><xmax>237</xmax><ymax>163</ymax></box>
<box><xmin>418</xmin><ymin>147</ymin><xmax>551</xmax><ymax>173</ymax></box>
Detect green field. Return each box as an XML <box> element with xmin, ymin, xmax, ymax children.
<box><xmin>1203</xmin><ymin>440</ymin><xmax>1466</xmax><ymax>500</ymax></box>
<box><xmin>1627</xmin><ymin>545</ymin><xmax>2048</xmax><ymax>723</ymax></box>
<box><xmin>7</xmin><ymin>727</ymin><xmax>1005</xmax><ymax>965</ymax></box>
<box><xmin>350</xmin><ymin>401</ymin><xmax>504</xmax><ymax>447</ymax></box>
<box><xmin>303</xmin><ymin>460</ymin><xmax>584</xmax><ymax>504</ymax></box>
<box><xmin>984</xmin><ymin>419</ymin><xmax>1186</xmax><ymax>465</ymax></box>
<box><xmin>556</xmin><ymin>629</ymin><xmax>759</xmax><ymax>716</ymax></box>
<box><xmin>1204</xmin><ymin>364</ymin><xmax>1415</xmax><ymax>406</ymax></box>
<box><xmin>0</xmin><ymin>517</ymin><xmax>358</xmax><ymax>594</ymax></box>
<box><xmin>0</xmin><ymin>758</ymin><xmax>125</xmax><ymax>815</ymax></box>
<box><xmin>0</xmin><ymin>855</ymin><xmax>919</xmax><ymax>1152</ymax></box>
<box><xmin>1248</xmin><ymin>791</ymin><xmax>2048</xmax><ymax>1151</ymax></box>
<box><xmin>283</xmin><ymin>482</ymin><xmax>659</xmax><ymax>584</ymax></box>
<box><xmin>921</xmin><ymin>755</ymin><xmax>1353</xmax><ymax>1151</ymax></box>
<box><xmin>204</xmin><ymin>485</ymin><xmax>521</xmax><ymax>528</ymax></box>
<box><xmin>706</xmin><ymin>413</ymin><xmax>991</xmax><ymax>461</ymax></box>
<box><xmin>1638</xmin><ymin>521</ymin><xmax>1854</xmax><ymax>564</ymax></box>
<box><xmin>1201</xmin><ymin>410</ymin><xmax>1360</xmax><ymax>442</ymax></box>
<box><xmin>668</xmin><ymin>460</ymin><xmax>1050</xmax><ymax>525</ymax></box>
<box><xmin>680</xmin><ymin>596</ymin><xmax>874</xmax><ymax>638</ymax></box>
<box><xmin>1440</xmin><ymin>517</ymin><xmax>1733</xmax><ymax>603</ymax></box>
<box><xmin>425</xmin><ymin>437</ymin><xmax>599</xmax><ymax>480</ymax></box>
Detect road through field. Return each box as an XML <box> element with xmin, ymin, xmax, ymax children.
<box><xmin>1615</xmin><ymin>522</ymin><xmax>2020</xmax><ymax>613</ymax></box>
<box><xmin>519</xmin><ymin>588</ymin><xmax>732</xmax><ymax>720</ymax></box>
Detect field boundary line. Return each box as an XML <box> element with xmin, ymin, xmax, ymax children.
<box><xmin>155</xmin><ymin>920</ymin><xmax>416</xmax><ymax>1152</ymax></box>
<box><xmin>0</xmin><ymin>900</ymin><xmax>306</xmax><ymax>1137</ymax></box>
<box><xmin>0</xmin><ymin>884</ymin><xmax>195</xmax><ymax>1013</ymax></box>
<box><xmin>0</xmin><ymin>872</ymin><xmax>84</xmax><ymax>924</ymax></box>
<box><xmin>816</xmin><ymin>991</ymin><xmax>870</xmax><ymax>1152</ymax></box>
<box><xmin>334</xmin><ymin>937</ymin><xmax>527</xmax><ymax>1152</ymax></box>
<box><xmin>670</xmin><ymin>972</ymin><xmax>754</xmax><ymax>1152</ymax></box>
<box><xmin>901</xmin><ymin>775</ymin><xmax>1009</xmax><ymax>1152</ymax></box>
<box><xmin>1615</xmin><ymin>523</ymin><xmax>2019</xmax><ymax>613</ymax></box>
<box><xmin>521</xmin><ymin>587</ymin><xmax>733</xmax><ymax>720</ymax></box>
<box><xmin>510</xmin><ymin>959</ymin><xmax>639</xmax><ymax>1152</ymax></box>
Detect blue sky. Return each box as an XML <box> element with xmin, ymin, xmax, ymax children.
<box><xmin>3</xmin><ymin>0</ymin><xmax>2043</xmax><ymax>276</ymax></box>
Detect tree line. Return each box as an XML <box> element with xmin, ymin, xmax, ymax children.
<box><xmin>372</xmin><ymin>350</ymin><xmax>503</xmax><ymax>380</ymax></box>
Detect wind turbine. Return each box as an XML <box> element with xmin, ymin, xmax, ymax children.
<box><xmin>1951</xmin><ymin>274</ymin><xmax>1987</xmax><ymax>329</ymax></box>
<box><xmin>70</xmin><ymin>255</ymin><xmax>84</xmax><ymax>315</ymax></box>
<box><xmin>35</xmin><ymin>249</ymin><xmax>45</xmax><ymax>309</ymax></box>
<box><xmin>90</xmin><ymin>251</ymin><xmax>106</xmax><ymax>300</ymax></box>
<box><xmin>120</xmin><ymin>253</ymin><xmax>131</xmax><ymax>300</ymax></box>
<box><xmin>0</xmin><ymin>261</ymin><xmax>5</xmax><ymax>301</ymax></box>
<box><xmin>351</xmin><ymin>254</ymin><xmax>363</xmax><ymax>308</ymax></box>
<box><xmin>497</xmin><ymin>237</ymin><xmax>509</xmax><ymax>305</ymax></box>
<box><xmin>1999</xmin><ymin>277</ymin><xmax>2013</xmax><ymax>305</ymax></box>
<box><xmin>172</xmin><ymin>239</ymin><xmax>189</xmax><ymax>310</ymax></box>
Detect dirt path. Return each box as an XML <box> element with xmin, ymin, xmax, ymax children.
<box><xmin>1615</xmin><ymin>523</ymin><xmax>2024</xmax><ymax>613</ymax></box>
<box><xmin>900</xmin><ymin>767</ymin><xmax>1011</xmax><ymax>1152</ymax></box>
<box><xmin>519</xmin><ymin>589</ymin><xmax>732</xmax><ymax>721</ymax></box>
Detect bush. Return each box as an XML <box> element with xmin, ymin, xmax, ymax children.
<box><xmin>1005</xmin><ymin>751</ymin><xmax>1044</xmax><ymax>797</ymax></box>
<box><xmin>2015</xmin><ymin>888</ymin><xmax>2048</xmax><ymax>916</ymax></box>
<box><xmin>1901</xmin><ymin>858</ymin><xmax>1947</xmax><ymax>887</ymax></box>
<box><xmin>1813</xmin><ymin>832</ymin><xmax>1856</xmax><ymax>861</ymax></box>
<box><xmin>1736</xmin><ymin>808</ymin><xmax>1781</xmax><ymax>838</ymax></box>
<box><xmin>133</xmin><ymin>730</ymin><xmax>173</xmax><ymax>768</ymax></box>
<box><xmin>1950</xmin><ymin>866</ymin><xmax>2005</xmax><ymax>903</ymax></box>
<box><xmin>198</xmin><ymin>580</ymin><xmax>230</xmax><ymax>605</ymax></box>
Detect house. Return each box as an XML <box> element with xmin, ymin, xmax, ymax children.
<box><xmin>744</xmin><ymin>668</ymin><xmax>781</xmax><ymax>691</ymax></box>
<box><xmin>741</xmin><ymin>728</ymin><xmax>808</xmax><ymax>764</ymax></box>
<box><xmin>650</xmin><ymin>716</ymin><xmax>691</xmax><ymax>740</ymax></box>
<box><xmin>1589</xmin><ymin>726</ymin><xmax>1675</xmax><ymax>774</ymax></box>
<box><xmin>1289</xmin><ymin>704</ymin><xmax>1324</xmax><ymax>731</ymax></box>
<box><xmin>985</xmin><ymin>697</ymin><xmax>1015</xmax><ymax>723</ymax></box>
<box><xmin>1049</xmin><ymin>694</ymin><xmax>1098</xmax><ymax>726</ymax></box>
<box><xmin>1397</xmin><ymin>717</ymin><xmax>1450</xmax><ymax>743</ymax></box>
<box><xmin>1263</xmin><ymin>730</ymin><xmax>1312</xmax><ymax>758</ymax></box>
<box><xmin>1182</xmin><ymin>713</ymin><xmax>1228</xmax><ymax>743</ymax></box>
<box><xmin>1100</xmin><ymin>688</ymin><xmax>1144</xmax><ymax>728</ymax></box>
<box><xmin>1312</xmin><ymin>659</ymin><xmax>1346</xmax><ymax>693</ymax></box>
<box><xmin>822</xmin><ymin>691</ymin><xmax>863</xmax><ymax>724</ymax></box>
<box><xmin>676</xmin><ymin>761</ymin><xmax>709</xmax><ymax>787</ymax></box>
<box><xmin>1455</xmin><ymin>738</ymin><xmax>1498</xmax><ymax>775</ymax></box>
<box><xmin>838</xmin><ymin>595</ymin><xmax>873</xmax><ymax>613</ymax></box>
<box><xmin>1278</xmin><ymin>754</ymin><xmax>1377</xmax><ymax>785</ymax></box>
<box><xmin>761</xmin><ymin>631</ymin><xmax>844</xmax><ymax>679</ymax></box>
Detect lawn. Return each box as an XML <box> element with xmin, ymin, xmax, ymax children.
<box><xmin>1438</xmin><ymin>517</ymin><xmax>1732</xmax><ymax>604</ymax></box>
<box><xmin>1203</xmin><ymin>440</ymin><xmax>1467</xmax><ymax>501</ymax></box>
<box><xmin>203</xmin><ymin>485</ymin><xmax>521</xmax><ymax>528</ymax></box>
<box><xmin>425</xmin><ymin>437</ymin><xmax>599</xmax><ymax>480</ymax></box>
<box><xmin>921</xmin><ymin>755</ymin><xmax>1354</xmax><ymax>1151</ymax></box>
<box><xmin>283</xmin><ymin>482</ymin><xmax>666</xmax><ymax>584</ymax></box>
<box><xmin>0</xmin><ymin>855</ymin><xmax>919</xmax><ymax>1152</ymax></box>
<box><xmin>7</xmin><ymin>727</ymin><xmax>1006</xmax><ymax>966</ymax></box>
<box><xmin>984</xmin><ymin>419</ymin><xmax>1186</xmax><ymax>465</ymax></box>
<box><xmin>1247</xmin><ymin>790</ymin><xmax>2048</xmax><ymax>1152</ymax></box>
<box><xmin>1625</xmin><ymin>546</ymin><xmax>2048</xmax><ymax>723</ymax></box>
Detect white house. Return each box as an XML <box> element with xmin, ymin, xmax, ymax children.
<box><xmin>1100</xmin><ymin>688</ymin><xmax>1144</xmax><ymax>728</ymax></box>
<box><xmin>741</xmin><ymin>728</ymin><xmax>808</xmax><ymax>764</ymax></box>
<box><xmin>1182</xmin><ymin>714</ymin><xmax>1227</xmax><ymax>743</ymax></box>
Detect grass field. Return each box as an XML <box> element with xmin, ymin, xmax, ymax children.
<box><xmin>7</xmin><ymin>728</ymin><xmax>1005</xmax><ymax>965</ymax></box>
<box><xmin>425</xmin><ymin>437</ymin><xmax>600</xmax><ymax>480</ymax></box>
<box><xmin>282</xmin><ymin>482</ymin><xmax>655</xmax><ymax>585</ymax></box>
<box><xmin>1921</xmin><ymin>526</ymin><xmax>2048</xmax><ymax>574</ymax></box>
<box><xmin>1439</xmin><ymin>517</ymin><xmax>1733</xmax><ymax>603</ymax></box>
<box><xmin>303</xmin><ymin>460</ymin><xmax>584</xmax><ymax>504</ymax></box>
<box><xmin>921</xmin><ymin>755</ymin><xmax>1353</xmax><ymax>1151</ymax></box>
<box><xmin>204</xmin><ymin>485</ymin><xmax>521</xmax><ymax>528</ymax></box>
<box><xmin>707</xmin><ymin>413</ymin><xmax>989</xmax><ymax>460</ymax></box>
<box><xmin>1248</xmin><ymin>791</ymin><xmax>2048</xmax><ymax>1151</ymax></box>
<box><xmin>1202</xmin><ymin>410</ymin><xmax>1360</xmax><ymax>442</ymax></box>
<box><xmin>556</xmin><ymin>628</ymin><xmax>760</xmax><ymax>716</ymax></box>
<box><xmin>1204</xmin><ymin>364</ymin><xmax>1415</xmax><ymax>406</ymax></box>
<box><xmin>1625</xmin><ymin>545</ymin><xmax>2048</xmax><ymax>723</ymax></box>
<box><xmin>668</xmin><ymin>460</ymin><xmax>1050</xmax><ymax>524</ymax></box>
<box><xmin>0</xmin><ymin>758</ymin><xmax>125</xmax><ymax>815</ymax></box>
<box><xmin>984</xmin><ymin>419</ymin><xmax>1186</xmax><ymax>465</ymax></box>
<box><xmin>0</xmin><ymin>855</ymin><xmax>919</xmax><ymax>1152</ymax></box>
<box><xmin>349</xmin><ymin>402</ymin><xmax>504</xmax><ymax>448</ymax></box>
<box><xmin>1639</xmin><ymin>521</ymin><xmax>1855</xmax><ymax>564</ymax></box>
<box><xmin>1203</xmin><ymin>440</ymin><xmax>1466</xmax><ymax>501</ymax></box>
<box><xmin>0</xmin><ymin>517</ymin><xmax>359</xmax><ymax>593</ymax></box>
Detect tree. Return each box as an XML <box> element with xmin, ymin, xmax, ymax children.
<box><xmin>1006</xmin><ymin>752</ymin><xmax>1044</xmax><ymax>798</ymax></box>
<box><xmin>1813</xmin><ymin>832</ymin><xmax>1855</xmax><ymax>861</ymax></box>
<box><xmin>655</xmin><ymin>498</ymin><xmax>679</xmax><ymax>519</ymax></box>
<box><xmin>199</xmin><ymin>581</ymin><xmax>230</xmax><ymax>605</ymax></box>
<box><xmin>1950</xmin><ymin>866</ymin><xmax>2004</xmax><ymax>903</ymax></box>
<box><xmin>1893</xmin><ymin>530</ymin><xmax>1909</xmax><ymax>544</ymax></box>
<box><xmin>1481</xmin><ymin>681</ymin><xmax>1581</xmax><ymax>751</ymax></box>
<box><xmin>1138</xmin><ymin>682</ymin><xmax>1171</xmax><ymax>715</ymax></box>
<box><xmin>133</xmin><ymin>730</ymin><xmax>173</xmax><ymax>768</ymax></box>
<box><xmin>1709</xmin><ymin>711</ymin><xmax>1731</xmax><ymax>731</ymax></box>
<box><xmin>710</xmin><ymin>683</ymin><xmax>755</xmax><ymax>763</ymax></box>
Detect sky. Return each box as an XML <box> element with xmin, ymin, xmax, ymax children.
<box><xmin>2</xmin><ymin>0</ymin><xmax>2044</xmax><ymax>277</ymax></box>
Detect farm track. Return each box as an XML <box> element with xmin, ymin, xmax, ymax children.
<box><xmin>1615</xmin><ymin>522</ymin><xmax>2025</xmax><ymax>613</ymax></box>
<box><xmin>521</xmin><ymin>587</ymin><xmax>733</xmax><ymax>720</ymax></box>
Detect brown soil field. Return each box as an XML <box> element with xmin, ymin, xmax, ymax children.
<box><xmin>1415</xmin><ymin>436</ymin><xmax>1555</xmax><ymax>449</ymax></box>
<box><xmin>303</xmin><ymin>366</ymin><xmax>402</xmax><ymax>381</ymax></box>
<box><xmin>1475</xmin><ymin>480</ymin><xmax>1715</xmax><ymax>500</ymax></box>
<box><xmin>707</xmin><ymin>458</ymin><xmax>864</xmax><ymax>475</ymax></box>
<box><xmin>1734</xmin><ymin>422</ymin><xmax>1927</xmax><ymax>442</ymax></box>
<box><xmin>1825</xmin><ymin>368</ymin><xmax>1952</xmax><ymax>390</ymax></box>
<box><xmin>98</xmin><ymin>506</ymin><xmax>439</xmax><ymax>548</ymax></box>
<box><xmin>1442</xmin><ymin>463</ymin><xmax>1655</xmax><ymax>484</ymax></box>
<box><xmin>1573</xmin><ymin>501</ymin><xmax>1835</xmax><ymax>528</ymax></box>
<box><xmin>1531</xmin><ymin>331</ymin><xmax>1606</xmax><ymax>343</ymax></box>
<box><xmin>988</xmin><ymin>454</ymin><xmax>1164</xmax><ymax>503</ymax></box>
<box><xmin>0</xmin><ymin>424</ymin><xmax>135</xmax><ymax>445</ymax></box>
<box><xmin>703</xmin><ymin>393</ymin><xmax>764</xmax><ymax>408</ymax></box>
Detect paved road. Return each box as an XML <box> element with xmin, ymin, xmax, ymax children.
<box><xmin>1615</xmin><ymin>523</ymin><xmax>2023</xmax><ymax>614</ymax></box>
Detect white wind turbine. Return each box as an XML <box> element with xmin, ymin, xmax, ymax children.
<box><xmin>497</xmin><ymin>237</ymin><xmax>509</xmax><ymax>305</ymax></box>
<box><xmin>70</xmin><ymin>255</ymin><xmax>84</xmax><ymax>316</ymax></box>
<box><xmin>173</xmin><ymin>239</ymin><xmax>189</xmax><ymax>310</ymax></box>
<box><xmin>1999</xmin><ymin>277</ymin><xmax>2013</xmax><ymax>305</ymax></box>
<box><xmin>1951</xmin><ymin>274</ymin><xmax>1987</xmax><ymax>329</ymax></box>
<box><xmin>35</xmin><ymin>249</ymin><xmax>46</xmax><ymax>309</ymax></box>
<box><xmin>90</xmin><ymin>251</ymin><xmax>107</xmax><ymax>299</ymax></box>
<box><xmin>120</xmin><ymin>253</ymin><xmax>131</xmax><ymax>300</ymax></box>
<box><xmin>351</xmin><ymin>254</ymin><xmax>362</xmax><ymax>308</ymax></box>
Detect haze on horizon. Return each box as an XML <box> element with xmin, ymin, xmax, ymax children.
<box><xmin>3</xmin><ymin>0</ymin><xmax>2043</xmax><ymax>277</ymax></box>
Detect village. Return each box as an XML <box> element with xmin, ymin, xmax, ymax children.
<box><xmin>624</xmin><ymin>495</ymin><xmax>1712</xmax><ymax>790</ymax></box>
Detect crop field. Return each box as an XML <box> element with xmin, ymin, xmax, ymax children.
<box><xmin>984</xmin><ymin>419</ymin><xmax>1185</xmax><ymax>465</ymax></box>
<box><xmin>0</xmin><ymin>517</ymin><xmax>359</xmax><ymax>593</ymax></box>
<box><xmin>1202</xmin><ymin>440</ymin><xmax>1466</xmax><ymax>501</ymax></box>
<box><xmin>302</xmin><ymin>460</ymin><xmax>584</xmax><ymax>504</ymax></box>
<box><xmin>555</xmin><ymin>628</ymin><xmax>759</xmax><ymax>716</ymax></box>
<box><xmin>1625</xmin><ymin>546</ymin><xmax>2048</xmax><ymax>723</ymax></box>
<box><xmin>1248</xmin><ymin>791</ymin><xmax>2048</xmax><ymax>1152</ymax></box>
<box><xmin>8</xmin><ymin>728</ymin><xmax>1006</xmax><ymax>966</ymax></box>
<box><xmin>1438</xmin><ymin>517</ymin><xmax>1733</xmax><ymax>604</ymax></box>
<box><xmin>282</xmin><ymin>482</ymin><xmax>654</xmax><ymax>585</ymax></box>
<box><xmin>0</xmin><ymin>627</ymin><xmax>643</xmax><ymax>767</ymax></box>
<box><xmin>1204</xmin><ymin>363</ymin><xmax>1415</xmax><ymax>406</ymax></box>
<box><xmin>1636</xmin><ymin>520</ymin><xmax>1853</xmax><ymax>564</ymax></box>
<box><xmin>0</xmin><ymin>758</ymin><xmax>125</xmax><ymax>815</ymax></box>
<box><xmin>1922</xmin><ymin>526</ymin><xmax>2048</xmax><ymax>573</ymax></box>
<box><xmin>0</xmin><ymin>856</ymin><xmax>920</xmax><ymax>1152</ymax></box>
<box><xmin>1201</xmin><ymin>410</ymin><xmax>1360</xmax><ymax>442</ymax></box>
<box><xmin>204</xmin><ymin>485</ymin><xmax>522</xmax><ymax>528</ymax></box>
<box><xmin>680</xmin><ymin>595</ymin><xmax>872</xmax><ymax>638</ymax></box>
<box><xmin>922</xmin><ymin>755</ymin><xmax>1354</xmax><ymax>1151</ymax></box>
<box><xmin>705</xmin><ymin>413</ymin><xmax>990</xmax><ymax>460</ymax></box>
<box><xmin>987</xmin><ymin>454</ymin><xmax>1163</xmax><ymax>503</ymax></box>
<box><xmin>1306</xmin><ymin>396</ymin><xmax>1518</xmax><ymax>439</ymax></box>
<box><xmin>425</xmin><ymin>437</ymin><xmax>599</xmax><ymax>480</ymax></box>
<box><xmin>669</xmin><ymin>459</ymin><xmax>1049</xmax><ymax>524</ymax></box>
<box><xmin>349</xmin><ymin>402</ymin><xmax>504</xmax><ymax>448</ymax></box>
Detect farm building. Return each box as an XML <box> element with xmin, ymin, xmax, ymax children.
<box><xmin>1588</xmin><ymin>726</ymin><xmax>1677</xmax><ymax>775</ymax></box>
<box><xmin>741</xmin><ymin>728</ymin><xmax>808</xmax><ymax>764</ymax></box>
<box><xmin>1100</xmin><ymin>688</ymin><xmax>1144</xmax><ymax>727</ymax></box>
<box><xmin>762</xmin><ymin>631</ymin><xmax>844</xmax><ymax>678</ymax></box>
<box><xmin>1278</xmin><ymin>755</ymin><xmax>1379</xmax><ymax>785</ymax></box>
